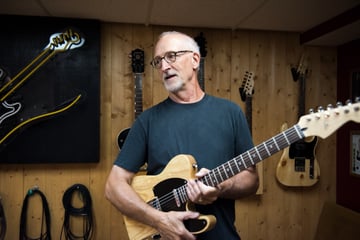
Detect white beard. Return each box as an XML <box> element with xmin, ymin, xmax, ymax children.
<box><xmin>164</xmin><ymin>78</ymin><xmax>185</xmax><ymax>92</ymax></box>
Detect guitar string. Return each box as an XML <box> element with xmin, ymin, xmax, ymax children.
<box><xmin>153</xmin><ymin>125</ymin><xmax>304</xmax><ymax>210</ymax></box>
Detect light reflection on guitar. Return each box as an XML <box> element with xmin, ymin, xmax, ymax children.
<box><xmin>0</xmin><ymin>29</ymin><xmax>85</xmax><ymax>148</ymax></box>
<box><xmin>125</xmin><ymin>99</ymin><xmax>360</xmax><ymax>240</ymax></box>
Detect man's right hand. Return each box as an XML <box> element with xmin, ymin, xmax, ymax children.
<box><xmin>154</xmin><ymin>210</ymin><xmax>200</xmax><ymax>240</ymax></box>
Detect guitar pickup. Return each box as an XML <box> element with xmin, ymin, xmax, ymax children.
<box><xmin>294</xmin><ymin>157</ymin><xmax>305</xmax><ymax>172</ymax></box>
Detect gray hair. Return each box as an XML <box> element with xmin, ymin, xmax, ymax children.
<box><xmin>158</xmin><ymin>31</ymin><xmax>200</xmax><ymax>56</ymax></box>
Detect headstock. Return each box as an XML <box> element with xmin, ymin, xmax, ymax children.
<box><xmin>131</xmin><ymin>48</ymin><xmax>145</xmax><ymax>74</ymax></box>
<box><xmin>299</xmin><ymin>98</ymin><xmax>360</xmax><ymax>139</ymax></box>
<box><xmin>239</xmin><ymin>71</ymin><xmax>255</xmax><ymax>102</ymax></box>
<box><xmin>194</xmin><ymin>32</ymin><xmax>207</xmax><ymax>58</ymax></box>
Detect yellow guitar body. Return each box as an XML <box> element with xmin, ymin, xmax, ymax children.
<box><xmin>276</xmin><ymin>122</ymin><xmax>320</xmax><ymax>187</ymax></box>
<box><xmin>125</xmin><ymin>154</ymin><xmax>216</xmax><ymax>240</ymax></box>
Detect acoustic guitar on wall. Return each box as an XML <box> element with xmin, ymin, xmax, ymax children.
<box><xmin>276</xmin><ymin>54</ymin><xmax>320</xmax><ymax>187</ymax></box>
<box><xmin>124</xmin><ymin>98</ymin><xmax>360</xmax><ymax>240</ymax></box>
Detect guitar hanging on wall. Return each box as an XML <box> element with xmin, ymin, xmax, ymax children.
<box><xmin>239</xmin><ymin>71</ymin><xmax>255</xmax><ymax>134</ymax></box>
<box><xmin>194</xmin><ymin>32</ymin><xmax>207</xmax><ymax>91</ymax></box>
<box><xmin>117</xmin><ymin>48</ymin><xmax>145</xmax><ymax>149</ymax></box>
<box><xmin>276</xmin><ymin>54</ymin><xmax>320</xmax><ymax>187</ymax></box>
<box><xmin>0</xmin><ymin>29</ymin><xmax>85</xmax><ymax>149</ymax></box>
<box><xmin>124</xmin><ymin>98</ymin><xmax>360</xmax><ymax>240</ymax></box>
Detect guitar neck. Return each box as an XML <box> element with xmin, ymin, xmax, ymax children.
<box><xmin>134</xmin><ymin>73</ymin><xmax>143</xmax><ymax>119</ymax></box>
<box><xmin>148</xmin><ymin>124</ymin><xmax>305</xmax><ymax>208</ymax></box>
<box><xmin>298</xmin><ymin>75</ymin><xmax>306</xmax><ymax>117</ymax></box>
<box><xmin>198</xmin><ymin>58</ymin><xmax>205</xmax><ymax>91</ymax></box>
<box><xmin>201</xmin><ymin>124</ymin><xmax>303</xmax><ymax>187</ymax></box>
<box><xmin>245</xmin><ymin>96</ymin><xmax>252</xmax><ymax>134</ymax></box>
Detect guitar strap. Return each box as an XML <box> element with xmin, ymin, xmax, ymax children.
<box><xmin>0</xmin><ymin>196</ymin><xmax>6</xmax><ymax>240</ymax></box>
<box><xmin>19</xmin><ymin>188</ymin><xmax>51</xmax><ymax>240</ymax></box>
<box><xmin>60</xmin><ymin>184</ymin><xmax>93</xmax><ymax>240</ymax></box>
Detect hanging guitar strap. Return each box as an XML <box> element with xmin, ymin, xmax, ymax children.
<box><xmin>0</xmin><ymin>196</ymin><xmax>6</xmax><ymax>240</ymax></box>
<box><xmin>60</xmin><ymin>184</ymin><xmax>93</xmax><ymax>240</ymax></box>
<box><xmin>19</xmin><ymin>188</ymin><xmax>51</xmax><ymax>240</ymax></box>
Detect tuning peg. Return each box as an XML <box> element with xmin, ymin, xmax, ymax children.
<box><xmin>308</xmin><ymin>108</ymin><xmax>315</xmax><ymax>114</ymax></box>
<box><xmin>327</xmin><ymin>104</ymin><xmax>333</xmax><ymax>110</ymax></box>
<box><xmin>317</xmin><ymin>106</ymin><xmax>324</xmax><ymax>112</ymax></box>
<box><xmin>355</xmin><ymin>96</ymin><xmax>360</xmax><ymax>103</ymax></box>
<box><xmin>346</xmin><ymin>99</ymin><xmax>352</xmax><ymax>105</ymax></box>
<box><xmin>336</xmin><ymin>101</ymin><xmax>343</xmax><ymax>107</ymax></box>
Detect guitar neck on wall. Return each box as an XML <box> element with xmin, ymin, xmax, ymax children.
<box><xmin>239</xmin><ymin>71</ymin><xmax>255</xmax><ymax>134</ymax></box>
<box><xmin>276</xmin><ymin>54</ymin><xmax>320</xmax><ymax>187</ymax></box>
<box><xmin>194</xmin><ymin>32</ymin><xmax>207</xmax><ymax>91</ymax></box>
<box><xmin>124</xmin><ymin>98</ymin><xmax>360</xmax><ymax>240</ymax></box>
<box><xmin>117</xmin><ymin>48</ymin><xmax>145</xmax><ymax>149</ymax></box>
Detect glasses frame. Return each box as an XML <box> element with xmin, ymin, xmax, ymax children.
<box><xmin>150</xmin><ymin>50</ymin><xmax>193</xmax><ymax>69</ymax></box>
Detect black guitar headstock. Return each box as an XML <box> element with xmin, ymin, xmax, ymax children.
<box><xmin>194</xmin><ymin>32</ymin><xmax>207</xmax><ymax>58</ymax></box>
<box><xmin>131</xmin><ymin>48</ymin><xmax>145</xmax><ymax>73</ymax></box>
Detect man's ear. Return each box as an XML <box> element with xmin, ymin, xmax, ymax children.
<box><xmin>192</xmin><ymin>52</ymin><xmax>200</xmax><ymax>69</ymax></box>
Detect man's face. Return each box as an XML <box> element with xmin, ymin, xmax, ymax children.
<box><xmin>154</xmin><ymin>34</ymin><xmax>197</xmax><ymax>92</ymax></box>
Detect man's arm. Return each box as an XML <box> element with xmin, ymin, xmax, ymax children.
<box><xmin>105</xmin><ymin>165</ymin><xmax>200</xmax><ymax>240</ymax></box>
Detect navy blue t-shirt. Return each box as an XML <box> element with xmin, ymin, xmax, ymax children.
<box><xmin>114</xmin><ymin>94</ymin><xmax>253</xmax><ymax>240</ymax></box>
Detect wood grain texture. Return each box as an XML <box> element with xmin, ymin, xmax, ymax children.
<box><xmin>0</xmin><ymin>23</ymin><xmax>337</xmax><ymax>240</ymax></box>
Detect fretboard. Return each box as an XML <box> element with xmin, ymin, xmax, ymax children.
<box><xmin>201</xmin><ymin>124</ymin><xmax>304</xmax><ymax>187</ymax></box>
<box><xmin>134</xmin><ymin>73</ymin><xmax>143</xmax><ymax>119</ymax></box>
<box><xmin>198</xmin><ymin>58</ymin><xmax>205</xmax><ymax>91</ymax></box>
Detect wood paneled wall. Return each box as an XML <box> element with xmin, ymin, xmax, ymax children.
<box><xmin>0</xmin><ymin>22</ymin><xmax>337</xmax><ymax>240</ymax></box>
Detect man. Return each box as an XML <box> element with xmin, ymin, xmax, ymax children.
<box><xmin>105</xmin><ymin>31</ymin><xmax>259</xmax><ymax>240</ymax></box>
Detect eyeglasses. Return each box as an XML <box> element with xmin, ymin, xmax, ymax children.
<box><xmin>150</xmin><ymin>50</ymin><xmax>193</xmax><ymax>69</ymax></box>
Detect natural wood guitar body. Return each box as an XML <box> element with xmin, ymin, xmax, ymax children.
<box><xmin>125</xmin><ymin>154</ymin><xmax>216</xmax><ymax>240</ymax></box>
<box><xmin>276</xmin><ymin>122</ymin><xmax>320</xmax><ymax>187</ymax></box>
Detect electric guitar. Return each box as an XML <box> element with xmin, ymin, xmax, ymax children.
<box><xmin>0</xmin><ymin>29</ymin><xmax>85</xmax><ymax>148</ymax></box>
<box><xmin>239</xmin><ymin>71</ymin><xmax>255</xmax><ymax>134</ymax></box>
<box><xmin>276</xmin><ymin>54</ymin><xmax>320</xmax><ymax>187</ymax></box>
<box><xmin>124</xmin><ymin>98</ymin><xmax>360</xmax><ymax>240</ymax></box>
<box><xmin>194</xmin><ymin>32</ymin><xmax>207</xmax><ymax>91</ymax></box>
<box><xmin>117</xmin><ymin>49</ymin><xmax>145</xmax><ymax>149</ymax></box>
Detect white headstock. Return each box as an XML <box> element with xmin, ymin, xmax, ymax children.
<box><xmin>298</xmin><ymin>98</ymin><xmax>360</xmax><ymax>139</ymax></box>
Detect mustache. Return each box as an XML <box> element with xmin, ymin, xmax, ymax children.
<box><xmin>163</xmin><ymin>72</ymin><xmax>177</xmax><ymax>80</ymax></box>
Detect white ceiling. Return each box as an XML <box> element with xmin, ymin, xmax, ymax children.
<box><xmin>1</xmin><ymin>0</ymin><xmax>359</xmax><ymax>46</ymax></box>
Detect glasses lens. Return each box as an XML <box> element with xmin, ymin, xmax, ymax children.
<box><xmin>165</xmin><ymin>52</ymin><xmax>177</xmax><ymax>63</ymax></box>
<box><xmin>152</xmin><ymin>57</ymin><xmax>162</xmax><ymax>68</ymax></box>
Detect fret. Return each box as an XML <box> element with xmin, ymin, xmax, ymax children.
<box><xmin>271</xmin><ymin>137</ymin><xmax>281</xmax><ymax>150</ymax></box>
<box><xmin>222</xmin><ymin>164</ymin><xmax>230</xmax><ymax>179</ymax></box>
<box><xmin>213</xmin><ymin>168</ymin><xmax>221</xmax><ymax>184</ymax></box>
<box><xmin>240</xmin><ymin>154</ymin><xmax>247</xmax><ymax>168</ymax></box>
<box><xmin>254</xmin><ymin>146</ymin><xmax>262</xmax><ymax>161</ymax></box>
<box><xmin>263</xmin><ymin>142</ymin><xmax>271</xmax><ymax>156</ymax></box>
<box><xmin>282</xmin><ymin>131</ymin><xmax>291</xmax><ymax>145</ymax></box>
<box><xmin>294</xmin><ymin>124</ymin><xmax>303</xmax><ymax>138</ymax></box>
<box><xmin>216</xmin><ymin>167</ymin><xmax>224</xmax><ymax>182</ymax></box>
<box><xmin>234</xmin><ymin>158</ymin><xmax>241</xmax><ymax>172</ymax></box>
<box><xmin>228</xmin><ymin>161</ymin><xmax>235</xmax><ymax>176</ymax></box>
